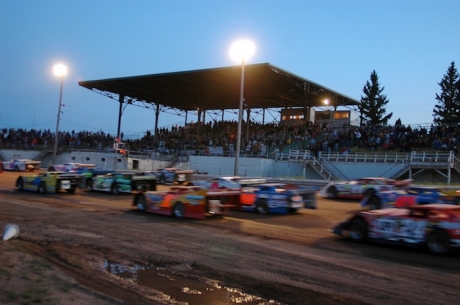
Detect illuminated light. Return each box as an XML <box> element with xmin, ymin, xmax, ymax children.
<box><xmin>229</xmin><ymin>40</ymin><xmax>255</xmax><ymax>63</ymax></box>
<box><xmin>53</xmin><ymin>64</ymin><xmax>68</xmax><ymax>77</ymax></box>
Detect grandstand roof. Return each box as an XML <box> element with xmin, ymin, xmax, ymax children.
<box><xmin>78</xmin><ymin>63</ymin><xmax>360</xmax><ymax>112</ymax></box>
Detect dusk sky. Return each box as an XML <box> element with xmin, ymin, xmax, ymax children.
<box><xmin>1</xmin><ymin>0</ymin><xmax>459</xmax><ymax>138</ymax></box>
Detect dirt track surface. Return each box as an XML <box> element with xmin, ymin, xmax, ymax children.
<box><xmin>1</xmin><ymin>171</ymin><xmax>460</xmax><ymax>305</ymax></box>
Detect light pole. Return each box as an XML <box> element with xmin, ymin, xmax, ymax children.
<box><xmin>230</xmin><ymin>40</ymin><xmax>255</xmax><ymax>176</ymax></box>
<box><xmin>52</xmin><ymin>64</ymin><xmax>67</xmax><ymax>165</ymax></box>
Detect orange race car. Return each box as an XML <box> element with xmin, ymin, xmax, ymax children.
<box><xmin>133</xmin><ymin>186</ymin><xmax>240</xmax><ymax>219</ymax></box>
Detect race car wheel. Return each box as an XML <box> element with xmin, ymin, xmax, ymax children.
<box><xmin>256</xmin><ymin>200</ymin><xmax>269</xmax><ymax>215</ymax></box>
<box><xmin>38</xmin><ymin>182</ymin><xmax>47</xmax><ymax>194</ymax></box>
<box><xmin>348</xmin><ymin>217</ymin><xmax>368</xmax><ymax>243</ymax></box>
<box><xmin>159</xmin><ymin>174</ymin><xmax>166</xmax><ymax>184</ymax></box>
<box><xmin>173</xmin><ymin>202</ymin><xmax>185</xmax><ymax>218</ymax></box>
<box><xmin>365</xmin><ymin>188</ymin><xmax>376</xmax><ymax>197</ymax></box>
<box><xmin>66</xmin><ymin>188</ymin><xmax>76</xmax><ymax>194</ymax></box>
<box><xmin>136</xmin><ymin>194</ymin><xmax>147</xmax><ymax>211</ymax></box>
<box><xmin>85</xmin><ymin>179</ymin><xmax>93</xmax><ymax>191</ymax></box>
<box><xmin>426</xmin><ymin>230</ymin><xmax>450</xmax><ymax>255</ymax></box>
<box><xmin>48</xmin><ymin>165</ymin><xmax>56</xmax><ymax>171</ymax></box>
<box><xmin>327</xmin><ymin>186</ymin><xmax>337</xmax><ymax>199</ymax></box>
<box><xmin>14</xmin><ymin>165</ymin><xmax>19</xmax><ymax>172</ymax></box>
<box><xmin>111</xmin><ymin>183</ymin><xmax>119</xmax><ymax>195</ymax></box>
<box><xmin>368</xmin><ymin>195</ymin><xmax>382</xmax><ymax>210</ymax></box>
<box><xmin>16</xmin><ymin>178</ymin><xmax>24</xmax><ymax>191</ymax></box>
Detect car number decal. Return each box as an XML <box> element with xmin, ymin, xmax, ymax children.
<box><xmin>373</xmin><ymin>218</ymin><xmax>427</xmax><ymax>242</ymax></box>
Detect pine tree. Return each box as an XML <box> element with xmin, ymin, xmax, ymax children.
<box><xmin>359</xmin><ymin>70</ymin><xmax>392</xmax><ymax>126</ymax></box>
<box><xmin>433</xmin><ymin>61</ymin><xmax>460</xmax><ymax>125</ymax></box>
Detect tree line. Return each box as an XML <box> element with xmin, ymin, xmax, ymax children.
<box><xmin>359</xmin><ymin>62</ymin><xmax>460</xmax><ymax>126</ymax></box>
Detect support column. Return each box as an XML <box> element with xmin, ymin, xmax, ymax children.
<box><xmin>154</xmin><ymin>103</ymin><xmax>160</xmax><ymax>145</ymax></box>
<box><xmin>262</xmin><ymin>108</ymin><xmax>265</xmax><ymax>125</ymax></box>
<box><xmin>448</xmin><ymin>166</ymin><xmax>451</xmax><ymax>185</ymax></box>
<box><xmin>197</xmin><ymin>109</ymin><xmax>201</xmax><ymax>137</ymax></box>
<box><xmin>304</xmin><ymin>106</ymin><xmax>309</xmax><ymax>124</ymax></box>
<box><xmin>221</xmin><ymin>109</ymin><xmax>224</xmax><ymax>122</ymax></box>
<box><xmin>246</xmin><ymin>108</ymin><xmax>251</xmax><ymax>143</ymax></box>
<box><xmin>117</xmin><ymin>94</ymin><xmax>124</xmax><ymax>140</ymax></box>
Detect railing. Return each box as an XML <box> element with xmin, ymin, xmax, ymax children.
<box><xmin>318</xmin><ymin>156</ymin><xmax>348</xmax><ymax>180</ymax></box>
<box><xmin>321</xmin><ymin>151</ymin><xmax>411</xmax><ymax>163</ymax></box>
<box><xmin>410</xmin><ymin>151</ymin><xmax>453</xmax><ymax>163</ymax></box>
<box><xmin>307</xmin><ymin>157</ymin><xmax>336</xmax><ymax>180</ymax></box>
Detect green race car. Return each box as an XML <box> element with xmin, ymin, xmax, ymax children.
<box><xmin>87</xmin><ymin>172</ymin><xmax>156</xmax><ymax>194</ymax></box>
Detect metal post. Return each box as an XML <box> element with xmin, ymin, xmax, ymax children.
<box><xmin>234</xmin><ymin>59</ymin><xmax>246</xmax><ymax>176</ymax></box>
<box><xmin>52</xmin><ymin>76</ymin><xmax>64</xmax><ymax>165</ymax></box>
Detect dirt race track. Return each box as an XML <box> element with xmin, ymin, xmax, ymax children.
<box><xmin>1</xmin><ymin>171</ymin><xmax>460</xmax><ymax>305</ymax></box>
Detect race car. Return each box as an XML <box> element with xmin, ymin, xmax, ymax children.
<box><xmin>2</xmin><ymin>159</ymin><xmax>41</xmax><ymax>172</ymax></box>
<box><xmin>133</xmin><ymin>186</ymin><xmax>241</xmax><ymax>219</ymax></box>
<box><xmin>48</xmin><ymin>162</ymin><xmax>95</xmax><ymax>172</ymax></box>
<box><xmin>361</xmin><ymin>186</ymin><xmax>460</xmax><ymax>210</ymax></box>
<box><xmin>87</xmin><ymin>172</ymin><xmax>156</xmax><ymax>194</ymax></box>
<box><xmin>74</xmin><ymin>168</ymin><xmax>114</xmax><ymax>188</ymax></box>
<box><xmin>319</xmin><ymin>177</ymin><xmax>413</xmax><ymax>200</ymax></box>
<box><xmin>191</xmin><ymin>176</ymin><xmax>266</xmax><ymax>189</ymax></box>
<box><xmin>153</xmin><ymin>168</ymin><xmax>179</xmax><ymax>184</ymax></box>
<box><xmin>151</xmin><ymin>168</ymin><xmax>195</xmax><ymax>185</ymax></box>
<box><xmin>15</xmin><ymin>171</ymin><xmax>83</xmax><ymax>194</ymax></box>
<box><xmin>332</xmin><ymin>204</ymin><xmax>460</xmax><ymax>255</ymax></box>
<box><xmin>237</xmin><ymin>183</ymin><xmax>318</xmax><ymax>214</ymax></box>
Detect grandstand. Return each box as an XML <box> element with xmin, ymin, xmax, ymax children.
<box><xmin>1</xmin><ymin>121</ymin><xmax>460</xmax><ymax>184</ymax></box>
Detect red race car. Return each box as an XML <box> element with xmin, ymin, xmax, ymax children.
<box><xmin>333</xmin><ymin>204</ymin><xmax>460</xmax><ymax>255</ymax></box>
<box><xmin>133</xmin><ymin>186</ymin><xmax>240</xmax><ymax>219</ymax></box>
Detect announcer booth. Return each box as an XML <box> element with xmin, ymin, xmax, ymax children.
<box><xmin>314</xmin><ymin>110</ymin><xmax>359</xmax><ymax>128</ymax></box>
<box><xmin>280</xmin><ymin>108</ymin><xmax>359</xmax><ymax>128</ymax></box>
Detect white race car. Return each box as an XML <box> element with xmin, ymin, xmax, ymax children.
<box><xmin>48</xmin><ymin>163</ymin><xmax>95</xmax><ymax>172</ymax></box>
<box><xmin>2</xmin><ymin>159</ymin><xmax>41</xmax><ymax>172</ymax></box>
<box><xmin>319</xmin><ymin>177</ymin><xmax>413</xmax><ymax>200</ymax></box>
<box><xmin>191</xmin><ymin>176</ymin><xmax>266</xmax><ymax>189</ymax></box>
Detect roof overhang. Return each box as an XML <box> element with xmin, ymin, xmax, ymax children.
<box><xmin>78</xmin><ymin>63</ymin><xmax>360</xmax><ymax>112</ymax></box>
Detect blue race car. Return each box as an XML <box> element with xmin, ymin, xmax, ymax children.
<box><xmin>237</xmin><ymin>183</ymin><xmax>318</xmax><ymax>214</ymax></box>
<box><xmin>361</xmin><ymin>186</ymin><xmax>460</xmax><ymax>210</ymax></box>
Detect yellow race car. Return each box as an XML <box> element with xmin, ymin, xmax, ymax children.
<box><xmin>16</xmin><ymin>171</ymin><xmax>83</xmax><ymax>194</ymax></box>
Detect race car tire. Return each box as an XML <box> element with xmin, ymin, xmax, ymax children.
<box><xmin>348</xmin><ymin>217</ymin><xmax>368</xmax><ymax>243</ymax></box>
<box><xmin>173</xmin><ymin>202</ymin><xmax>185</xmax><ymax>218</ymax></box>
<box><xmin>14</xmin><ymin>165</ymin><xmax>19</xmax><ymax>172</ymax></box>
<box><xmin>426</xmin><ymin>230</ymin><xmax>450</xmax><ymax>255</ymax></box>
<box><xmin>327</xmin><ymin>186</ymin><xmax>337</xmax><ymax>199</ymax></box>
<box><xmin>135</xmin><ymin>194</ymin><xmax>147</xmax><ymax>211</ymax></box>
<box><xmin>16</xmin><ymin>178</ymin><xmax>24</xmax><ymax>191</ymax></box>
<box><xmin>38</xmin><ymin>182</ymin><xmax>47</xmax><ymax>194</ymax></box>
<box><xmin>48</xmin><ymin>165</ymin><xmax>56</xmax><ymax>171</ymax></box>
<box><xmin>66</xmin><ymin>188</ymin><xmax>76</xmax><ymax>194</ymax></box>
<box><xmin>256</xmin><ymin>199</ymin><xmax>269</xmax><ymax>215</ymax></box>
<box><xmin>159</xmin><ymin>174</ymin><xmax>166</xmax><ymax>184</ymax></box>
<box><xmin>368</xmin><ymin>195</ymin><xmax>382</xmax><ymax>210</ymax></box>
<box><xmin>365</xmin><ymin>188</ymin><xmax>376</xmax><ymax>197</ymax></box>
<box><xmin>85</xmin><ymin>179</ymin><xmax>93</xmax><ymax>191</ymax></box>
<box><xmin>111</xmin><ymin>183</ymin><xmax>119</xmax><ymax>195</ymax></box>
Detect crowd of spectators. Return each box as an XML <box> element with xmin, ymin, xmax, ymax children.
<box><xmin>1</xmin><ymin>120</ymin><xmax>459</xmax><ymax>157</ymax></box>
